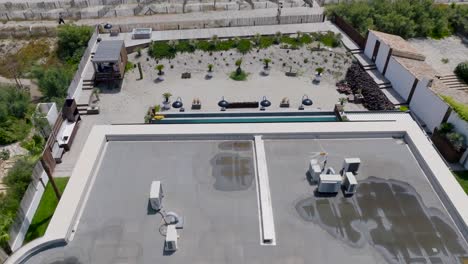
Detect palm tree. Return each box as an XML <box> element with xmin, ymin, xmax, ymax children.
<box><xmin>235</xmin><ymin>59</ymin><xmax>243</xmax><ymax>75</ymax></box>
<box><xmin>156</xmin><ymin>64</ymin><xmax>165</xmax><ymax>75</ymax></box>
<box><xmin>274</xmin><ymin>31</ymin><xmax>282</xmax><ymax>44</ymax></box>
<box><xmin>263</xmin><ymin>58</ymin><xmax>271</xmax><ymax>69</ymax></box>
<box><xmin>254</xmin><ymin>33</ymin><xmax>261</xmax><ymax>46</ymax></box>
<box><xmin>339</xmin><ymin>97</ymin><xmax>347</xmax><ymax>105</ymax></box>
<box><xmin>162</xmin><ymin>92</ymin><xmax>172</xmax><ymax>103</ymax></box>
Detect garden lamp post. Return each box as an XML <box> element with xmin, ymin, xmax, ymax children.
<box><xmin>218</xmin><ymin>96</ymin><xmax>229</xmax><ymax>111</ymax></box>
<box><xmin>260</xmin><ymin>96</ymin><xmax>271</xmax><ymax>111</ymax></box>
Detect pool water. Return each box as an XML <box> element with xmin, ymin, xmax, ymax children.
<box><xmin>153</xmin><ymin>116</ymin><xmax>337</xmax><ymax>124</ymax></box>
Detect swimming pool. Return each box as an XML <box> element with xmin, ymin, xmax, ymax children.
<box><xmin>153</xmin><ymin>116</ymin><xmax>337</xmax><ymax>124</ymax></box>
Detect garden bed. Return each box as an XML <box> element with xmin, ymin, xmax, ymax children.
<box><xmin>345</xmin><ymin>63</ymin><xmax>394</xmax><ymax>110</ymax></box>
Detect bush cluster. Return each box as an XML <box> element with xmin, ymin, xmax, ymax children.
<box><xmin>327</xmin><ymin>0</ymin><xmax>468</xmax><ymax>39</ymax></box>
<box><xmin>0</xmin><ymin>86</ymin><xmax>32</xmax><ymax>145</ymax></box>
<box><xmin>0</xmin><ymin>157</ymin><xmax>36</xmax><ymax>252</ymax></box>
<box><xmin>455</xmin><ymin>61</ymin><xmax>468</xmax><ymax>84</ymax></box>
<box><xmin>148</xmin><ymin>31</ymin><xmax>342</xmax><ymax>59</ymax></box>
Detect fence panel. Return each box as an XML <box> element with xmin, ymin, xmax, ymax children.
<box><xmin>332</xmin><ymin>14</ymin><xmax>366</xmax><ymax>49</ymax></box>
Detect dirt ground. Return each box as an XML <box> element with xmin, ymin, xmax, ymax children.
<box><xmin>408</xmin><ymin>36</ymin><xmax>468</xmax><ymax>75</ymax></box>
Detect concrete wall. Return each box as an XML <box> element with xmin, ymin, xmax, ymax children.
<box><xmin>409</xmin><ymin>78</ymin><xmax>449</xmax><ymax>133</ymax></box>
<box><xmin>384</xmin><ymin>57</ymin><xmax>416</xmax><ymax>101</ymax></box>
<box><xmin>363</xmin><ymin>31</ymin><xmax>390</xmax><ymax>71</ymax></box>
<box><xmin>375</xmin><ymin>42</ymin><xmax>390</xmax><ymax>72</ymax></box>
<box><xmin>363</xmin><ymin>31</ymin><xmax>377</xmax><ymax>58</ymax></box>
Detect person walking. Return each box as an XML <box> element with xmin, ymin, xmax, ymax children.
<box><xmin>58</xmin><ymin>13</ymin><xmax>65</xmax><ymax>25</ymax></box>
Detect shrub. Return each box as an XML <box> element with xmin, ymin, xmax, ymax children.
<box><xmin>150</xmin><ymin>41</ymin><xmax>176</xmax><ymax>59</ymax></box>
<box><xmin>33</xmin><ymin>66</ymin><xmax>73</xmax><ymax>100</ymax></box>
<box><xmin>196</xmin><ymin>40</ymin><xmax>212</xmax><ymax>52</ymax></box>
<box><xmin>455</xmin><ymin>61</ymin><xmax>468</xmax><ymax>83</ymax></box>
<box><xmin>259</xmin><ymin>36</ymin><xmax>275</xmax><ymax>49</ymax></box>
<box><xmin>318</xmin><ymin>31</ymin><xmax>342</xmax><ymax>47</ymax></box>
<box><xmin>230</xmin><ymin>70</ymin><xmax>248</xmax><ymax>81</ymax></box>
<box><xmin>175</xmin><ymin>40</ymin><xmax>196</xmax><ymax>53</ymax></box>
<box><xmin>237</xmin><ymin>39</ymin><xmax>252</xmax><ymax>54</ymax></box>
<box><xmin>0</xmin><ymin>149</ymin><xmax>10</xmax><ymax>160</ymax></box>
<box><xmin>125</xmin><ymin>62</ymin><xmax>134</xmax><ymax>73</ymax></box>
<box><xmin>441</xmin><ymin>58</ymin><xmax>449</xmax><ymax>64</ymax></box>
<box><xmin>216</xmin><ymin>39</ymin><xmax>236</xmax><ymax>51</ymax></box>
<box><xmin>442</xmin><ymin>95</ymin><xmax>468</xmax><ymax>122</ymax></box>
<box><xmin>21</xmin><ymin>134</ymin><xmax>45</xmax><ymax>156</ymax></box>
<box><xmin>439</xmin><ymin>122</ymin><xmax>454</xmax><ymax>134</ymax></box>
<box><xmin>0</xmin><ymin>157</ymin><xmax>35</xmax><ymax>251</ymax></box>
<box><xmin>136</xmin><ymin>48</ymin><xmax>142</xmax><ymax>57</ymax></box>
<box><xmin>447</xmin><ymin>132</ymin><xmax>465</xmax><ymax>151</ymax></box>
<box><xmin>57</xmin><ymin>24</ymin><xmax>93</xmax><ymax>64</ymax></box>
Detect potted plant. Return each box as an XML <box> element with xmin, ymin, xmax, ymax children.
<box><xmin>262</xmin><ymin>58</ymin><xmax>271</xmax><ymax>76</ymax></box>
<box><xmin>339</xmin><ymin>97</ymin><xmax>347</xmax><ymax>106</ymax></box>
<box><xmin>280</xmin><ymin>97</ymin><xmax>290</xmax><ymax>108</ymax></box>
<box><xmin>314</xmin><ymin>67</ymin><xmax>324</xmax><ymax>83</ymax></box>
<box><xmin>192</xmin><ymin>98</ymin><xmax>202</xmax><ymax>110</ymax></box>
<box><xmin>156</xmin><ymin>64</ymin><xmax>165</xmax><ymax>75</ymax></box>
<box><xmin>235</xmin><ymin>59</ymin><xmax>243</xmax><ymax>75</ymax></box>
<box><xmin>162</xmin><ymin>92</ymin><xmax>172</xmax><ymax>110</ymax></box>
<box><xmin>432</xmin><ymin>123</ymin><xmax>466</xmax><ymax>162</ymax></box>
<box><xmin>354</xmin><ymin>88</ymin><xmax>364</xmax><ymax>104</ymax></box>
<box><xmin>206</xmin><ymin>64</ymin><xmax>214</xmax><ymax>79</ymax></box>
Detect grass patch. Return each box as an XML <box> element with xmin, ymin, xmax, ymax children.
<box><xmin>441</xmin><ymin>95</ymin><xmax>468</xmax><ymax>122</ymax></box>
<box><xmin>453</xmin><ymin>171</ymin><xmax>468</xmax><ymax>195</ymax></box>
<box><xmin>24</xmin><ymin>177</ymin><xmax>69</xmax><ymax>243</ymax></box>
<box><xmin>229</xmin><ymin>70</ymin><xmax>248</xmax><ymax>81</ymax></box>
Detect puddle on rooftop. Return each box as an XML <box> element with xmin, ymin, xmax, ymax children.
<box><xmin>211</xmin><ymin>141</ymin><xmax>254</xmax><ymax>191</ymax></box>
<box><xmin>295</xmin><ymin>177</ymin><xmax>468</xmax><ymax>264</ymax></box>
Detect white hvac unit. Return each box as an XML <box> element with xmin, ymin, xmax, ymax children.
<box><xmin>309</xmin><ymin>159</ymin><xmax>322</xmax><ymax>182</ymax></box>
<box><xmin>342</xmin><ymin>158</ymin><xmax>361</xmax><ymax>174</ymax></box>
<box><xmin>149</xmin><ymin>181</ymin><xmax>164</xmax><ymax>211</ymax></box>
<box><xmin>343</xmin><ymin>172</ymin><xmax>357</xmax><ymax>195</ymax></box>
<box><xmin>165</xmin><ymin>225</ymin><xmax>179</xmax><ymax>252</ymax></box>
<box><xmin>317</xmin><ymin>174</ymin><xmax>342</xmax><ymax>193</ymax></box>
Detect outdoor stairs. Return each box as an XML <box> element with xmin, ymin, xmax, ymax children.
<box><xmin>349</xmin><ymin>48</ymin><xmax>363</xmax><ymax>55</ymax></box>
<box><xmin>438</xmin><ymin>75</ymin><xmax>468</xmax><ymax>90</ymax></box>
<box><xmin>363</xmin><ymin>64</ymin><xmax>377</xmax><ymax>71</ymax></box>
<box><xmin>378</xmin><ymin>82</ymin><xmax>392</xmax><ymax>89</ymax></box>
<box><xmin>82</xmin><ymin>79</ymin><xmax>95</xmax><ymax>90</ymax></box>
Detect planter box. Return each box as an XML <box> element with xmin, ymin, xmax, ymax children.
<box><xmin>191</xmin><ymin>104</ymin><xmax>201</xmax><ymax>110</ymax></box>
<box><xmin>285</xmin><ymin>71</ymin><xmax>298</xmax><ymax>77</ymax></box>
<box><xmin>227</xmin><ymin>102</ymin><xmax>259</xmax><ymax>108</ymax></box>
<box><xmin>280</xmin><ymin>103</ymin><xmax>290</xmax><ymax>108</ymax></box>
<box><xmin>181</xmin><ymin>72</ymin><xmax>191</xmax><ymax>79</ymax></box>
<box><xmin>431</xmin><ymin>129</ymin><xmax>465</xmax><ymax>163</ymax></box>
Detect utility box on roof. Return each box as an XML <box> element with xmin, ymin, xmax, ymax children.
<box><xmin>309</xmin><ymin>159</ymin><xmax>321</xmax><ymax>182</ymax></box>
<box><xmin>317</xmin><ymin>174</ymin><xmax>342</xmax><ymax>193</ymax></box>
<box><xmin>150</xmin><ymin>181</ymin><xmax>163</xmax><ymax>211</ymax></box>
<box><xmin>165</xmin><ymin>225</ymin><xmax>178</xmax><ymax>252</ymax></box>
<box><xmin>343</xmin><ymin>172</ymin><xmax>358</xmax><ymax>195</ymax></box>
<box><xmin>343</xmin><ymin>158</ymin><xmax>361</xmax><ymax>174</ymax></box>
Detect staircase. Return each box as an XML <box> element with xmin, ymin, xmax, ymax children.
<box><xmin>438</xmin><ymin>75</ymin><xmax>468</xmax><ymax>90</ymax></box>
<box><xmin>378</xmin><ymin>82</ymin><xmax>392</xmax><ymax>89</ymax></box>
<box><xmin>82</xmin><ymin>79</ymin><xmax>95</xmax><ymax>90</ymax></box>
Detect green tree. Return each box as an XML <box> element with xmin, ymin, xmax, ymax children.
<box><xmin>33</xmin><ymin>67</ymin><xmax>73</xmax><ymax>100</ymax></box>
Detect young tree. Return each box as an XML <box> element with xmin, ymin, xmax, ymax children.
<box><xmin>162</xmin><ymin>92</ymin><xmax>172</xmax><ymax>103</ymax></box>
<box><xmin>57</xmin><ymin>24</ymin><xmax>93</xmax><ymax>64</ymax></box>
<box><xmin>263</xmin><ymin>58</ymin><xmax>271</xmax><ymax>69</ymax></box>
<box><xmin>155</xmin><ymin>64</ymin><xmax>165</xmax><ymax>75</ymax></box>
<box><xmin>235</xmin><ymin>59</ymin><xmax>243</xmax><ymax>75</ymax></box>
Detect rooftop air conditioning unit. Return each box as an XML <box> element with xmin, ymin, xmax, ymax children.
<box><xmin>342</xmin><ymin>158</ymin><xmax>361</xmax><ymax>175</ymax></box>
<box><xmin>309</xmin><ymin>159</ymin><xmax>321</xmax><ymax>182</ymax></box>
<box><xmin>343</xmin><ymin>172</ymin><xmax>357</xmax><ymax>195</ymax></box>
<box><xmin>317</xmin><ymin>174</ymin><xmax>342</xmax><ymax>193</ymax></box>
<box><xmin>150</xmin><ymin>181</ymin><xmax>164</xmax><ymax>211</ymax></box>
<box><xmin>165</xmin><ymin>225</ymin><xmax>179</xmax><ymax>252</ymax></box>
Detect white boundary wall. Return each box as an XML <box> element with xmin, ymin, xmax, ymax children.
<box><xmin>409</xmin><ymin>79</ymin><xmax>449</xmax><ymax>133</ymax></box>
<box><xmin>363</xmin><ymin>31</ymin><xmax>391</xmax><ymax>72</ymax></box>
<box><xmin>384</xmin><ymin>57</ymin><xmax>416</xmax><ymax>101</ymax></box>
<box><xmin>448</xmin><ymin>112</ymin><xmax>468</xmax><ymax>169</ymax></box>
<box><xmin>5</xmin><ymin>120</ymin><xmax>468</xmax><ymax>263</ymax></box>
